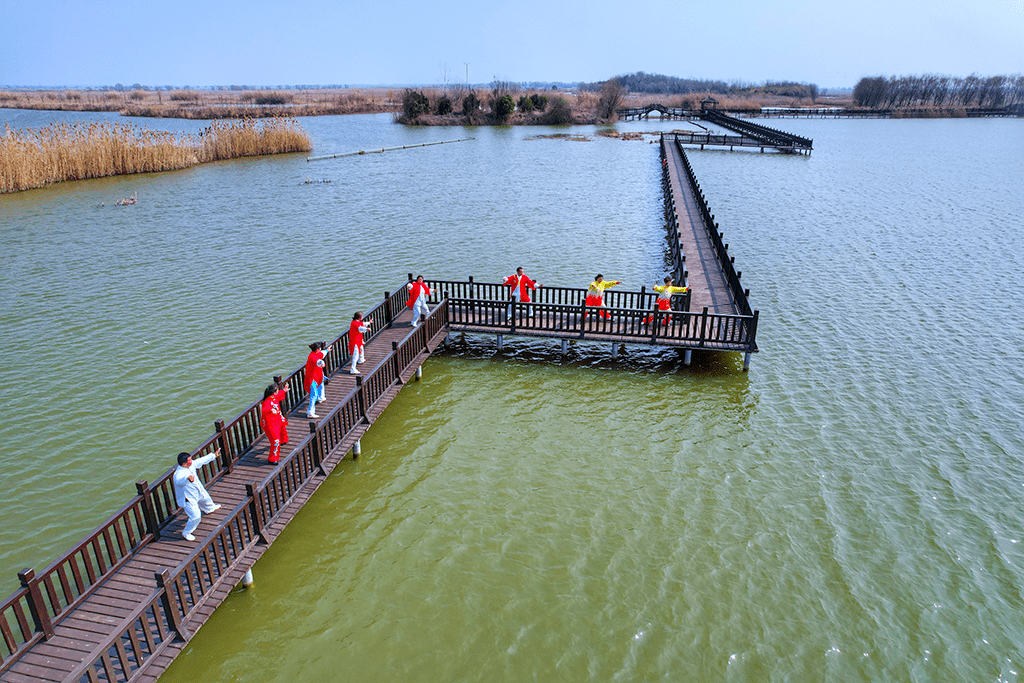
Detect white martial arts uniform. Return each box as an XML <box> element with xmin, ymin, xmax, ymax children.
<box><xmin>408</xmin><ymin>283</ymin><xmax>431</xmax><ymax>327</ymax></box>
<box><xmin>173</xmin><ymin>453</ymin><xmax>219</xmax><ymax>538</ymax></box>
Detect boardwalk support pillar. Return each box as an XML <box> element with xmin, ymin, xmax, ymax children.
<box><xmin>497</xmin><ymin>334</ymin><xmax>504</xmax><ymax>350</ymax></box>
<box><xmin>611</xmin><ymin>343</ymin><xmax>619</xmax><ymax>360</ymax></box>
<box><xmin>561</xmin><ymin>339</ymin><xmax>568</xmax><ymax>355</ymax></box>
<box><xmin>743</xmin><ymin>352</ymin><xmax>752</xmax><ymax>371</ymax></box>
<box><xmin>242</xmin><ymin>568</ymin><xmax>255</xmax><ymax>588</ymax></box>
<box><xmin>353</xmin><ymin>439</ymin><xmax>361</xmax><ymax>459</ymax></box>
<box><xmin>684</xmin><ymin>350</ymin><xmax>692</xmax><ymax>366</ymax></box>
<box><xmin>415</xmin><ymin>365</ymin><xmax>423</xmax><ymax>381</ymax></box>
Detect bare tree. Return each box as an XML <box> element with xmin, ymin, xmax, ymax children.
<box><xmin>598</xmin><ymin>78</ymin><xmax>626</xmax><ymax>120</ymax></box>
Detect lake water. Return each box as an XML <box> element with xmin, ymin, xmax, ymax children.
<box><xmin>1</xmin><ymin>110</ymin><xmax>1023</xmax><ymax>682</ymax></box>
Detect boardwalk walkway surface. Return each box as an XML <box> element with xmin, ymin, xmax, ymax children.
<box><xmin>661</xmin><ymin>136</ymin><xmax>739</xmax><ymax>316</ymax></box>
<box><xmin>2</xmin><ymin>130</ymin><xmax>775</xmax><ymax>681</ymax></box>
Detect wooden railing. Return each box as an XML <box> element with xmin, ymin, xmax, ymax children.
<box><xmin>0</xmin><ymin>283</ymin><xmax>423</xmax><ymax>674</ymax></box>
<box><xmin>66</xmin><ymin>299</ymin><xmax>450</xmax><ymax>682</ymax></box>
<box><xmin>446</xmin><ymin>297</ymin><xmax>754</xmax><ymax>350</ymax></box>
<box><xmin>422</xmin><ymin>278</ymin><xmax>691</xmax><ymax>316</ymax></box>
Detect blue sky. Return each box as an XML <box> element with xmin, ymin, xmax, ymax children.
<box><xmin>2</xmin><ymin>0</ymin><xmax>1022</xmax><ymax>88</ymax></box>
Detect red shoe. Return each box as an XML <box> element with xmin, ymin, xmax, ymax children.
<box><xmin>269</xmin><ymin>455</ymin><xmax>279</xmax><ymax>464</ymax></box>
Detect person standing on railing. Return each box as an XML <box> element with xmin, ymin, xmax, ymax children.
<box><xmin>643</xmin><ymin>276</ymin><xmax>688</xmax><ymax>325</ymax></box>
<box><xmin>304</xmin><ymin>342</ymin><xmax>331</xmax><ymax>418</ymax></box>
<box><xmin>348</xmin><ymin>312</ymin><xmax>373</xmax><ymax>375</ymax></box>
<box><xmin>260</xmin><ymin>384</ymin><xmax>287</xmax><ymax>464</ymax></box>
<box><xmin>503</xmin><ymin>266</ymin><xmax>543</xmax><ymax>318</ymax></box>
<box><xmin>174</xmin><ymin>450</ymin><xmax>222</xmax><ymax>542</ymax></box>
<box><xmin>584</xmin><ymin>274</ymin><xmax>621</xmax><ymax>319</ymax></box>
<box><xmin>407</xmin><ymin>275</ymin><xmax>431</xmax><ymax>327</ymax></box>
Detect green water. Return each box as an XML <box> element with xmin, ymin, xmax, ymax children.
<box><xmin>1</xmin><ymin>111</ymin><xmax>1023</xmax><ymax>681</ymax></box>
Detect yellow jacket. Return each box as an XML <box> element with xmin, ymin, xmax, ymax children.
<box><xmin>588</xmin><ymin>280</ymin><xmax>620</xmax><ymax>296</ymax></box>
<box><xmin>653</xmin><ymin>284</ymin><xmax>688</xmax><ymax>300</ymax></box>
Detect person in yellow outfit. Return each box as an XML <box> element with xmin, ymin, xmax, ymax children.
<box><xmin>643</xmin><ymin>276</ymin><xmax>688</xmax><ymax>325</ymax></box>
<box><xmin>585</xmin><ymin>274</ymin><xmax>621</xmax><ymax>319</ymax></box>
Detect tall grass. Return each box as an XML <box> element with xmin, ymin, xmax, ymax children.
<box><xmin>0</xmin><ymin>118</ymin><xmax>312</xmax><ymax>193</ymax></box>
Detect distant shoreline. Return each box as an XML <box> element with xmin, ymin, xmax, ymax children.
<box><xmin>2</xmin><ymin>87</ymin><xmax>1020</xmax><ymax>124</ymax></box>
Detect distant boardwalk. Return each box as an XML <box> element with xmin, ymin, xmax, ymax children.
<box><xmin>1</xmin><ymin>138</ymin><xmax>762</xmax><ymax>682</ymax></box>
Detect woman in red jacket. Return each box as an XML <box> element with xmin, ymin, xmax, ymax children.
<box><xmin>260</xmin><ymin>383</ymin><xmax>287</xmax><ymax>464</ymax></box>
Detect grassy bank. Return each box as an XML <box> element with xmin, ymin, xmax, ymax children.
<box><xmin>0</xmin><ymin>118</ymin><xmax>311</xmax><ymax>193</ymax></box>
<box><xmin>0</xmin><ymin>88</ymin><xmax>399</xmax><ymax>119</ymax></box>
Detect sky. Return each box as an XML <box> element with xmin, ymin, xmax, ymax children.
<box><xmin>2</xmin><ymin>0</ymin><xmax>1023</xmax><ymax>88</ymax></box>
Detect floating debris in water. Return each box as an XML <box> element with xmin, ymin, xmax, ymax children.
<box><xmin>303</xmin><ymin>177</ymin><xmax>332</xmax><ymax>184</ymax></box>
<box><xmin>524</xmin><ymin>133</ymin><xmax>592</xmax><ymax>142</ymax></box>
<box><xmin>115</xmin><ymin>192</ymin><xmax>137</xmax><ymax>206</ymax></box>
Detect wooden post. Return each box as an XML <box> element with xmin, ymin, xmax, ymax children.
<box><xmin>392</xmin><ymin>341</ymin><xmax>403</xmax><ymax>384</ymax></box>
<box><xmin>246</xmin><ymin>483</ymin><xmax>270</xmax><ymax>544</ymax></box>
<box><xmin>309</xmin><ymin>421</ymin><xmax>327</xmax><ymax>476</ymax></box>
<box><xmin>356</xmin><ymin>376</ymin><xmax>369</xmax><ymax>423</ymax></box>
<box><xmin>136</xmin><ymin>480</ymin><xmax>161</xmax><ymax>540</ymax></box>
<box><xmin>383</xmin><ymin>291</ymin><xmax>393</xmax><ymax>328</ymax></box>
<box><xmin>155</xmin><ymin>570</ymin><xmax>190</xmax><ymax>640</ymax></box>
<box><xmin>215</xmin><ymin>420</ymin><xmax>233</xmax><ymax>473</ymax></box>
<box><xmin>699</xmin><ymin>307</ymin><xmax>709</xmax><ymax>347</ymax></box>
<box><xmin>18</xmin><ymin>569</ymin><xmax>54</xmax><ymax>640</ymax></box>
<box><xmin>420</xmin><ymin>314</ymin><xmax>428</xmax><ymax>352</ymax></box>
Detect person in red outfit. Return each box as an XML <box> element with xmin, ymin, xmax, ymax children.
<box><xmin>260</xmin><ymin>383</ymin><xmax>287</xmax><ymax>464</ymax></box>
<box><xmin>303</xmin><ymin>342</ymin><xmax>330</xmax><ymax>418</ymax></box>
<box><xmin>348</xmin><ymin>312</ymin><xmax>372</xmax><ymax>375</ymax></box>
<box><xmin>503</xmin><ymin>266</ymin><xmax>543</xmax><ymax>317</ymax></box>
<box><xmin>407</xmin><ymin>275</ymin><xmax>431</xmax><ymax>327</ymax></box>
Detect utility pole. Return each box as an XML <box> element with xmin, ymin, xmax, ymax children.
<box><xmin>464</xmin><ymin>62</ymin><xmax>469</xmax><ymax>87</ymax></box>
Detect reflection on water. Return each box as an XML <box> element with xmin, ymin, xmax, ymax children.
<box><xmin>2</xmin><ymin>111</ymin><xmax>1023</xmax><ymax>681</ymax></box>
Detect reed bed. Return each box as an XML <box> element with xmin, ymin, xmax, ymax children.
<box><xmin>0</xmin><ymin>118</ymin><xmax>311</xmax><ymax>193</ymax></box>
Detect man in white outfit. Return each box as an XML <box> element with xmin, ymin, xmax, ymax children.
<box><xmin>173</xmin><ymin>450</ymin><xmax>222</xmax><ymax>541</ymax></box>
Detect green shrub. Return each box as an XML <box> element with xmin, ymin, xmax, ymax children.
<box><xmin>436</xmin><ymin>96</ymin><xmax>453</xmax><ymax>115</ymax></box>
<box><xmin>495</xmin><ymin>94</ymin><xmax>515</xmax><ymax>122</ymax></box>
<box><xmin>531</xmin><ymin>94</ymin><xmax>548</xmax><ymax>111</ymax></box>
<box><xmin>462</xmin><ymin>92</ymin><xmax>480</xmax><ymax>114</ymax></box>
<box><xmin>517</xmin><ymin>95</ymin><xmax>534</xmax><ymax>113</ymax></box>
<box><xmin>402</xmin><ymin>89</ymin><xmax>430</xmax><ymax>119</ymax></box>
<box><xmin>544</xmin><ymin>96</ymin><xmax>573</xmax><ymax>124</ymax></box>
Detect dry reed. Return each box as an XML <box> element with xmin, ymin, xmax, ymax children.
<box><xmin>0</xmin><ymin>118</ymin><xmax>312</xmax><ymax>193</ymax></box>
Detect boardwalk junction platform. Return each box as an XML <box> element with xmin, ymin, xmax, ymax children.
<box><xmin>0</xmin><ymin>124</ymin><xmax>796</xmax><ymax>682</ymax></box>
<box><xmin>616</xmin><ymin>105</ymin><xmax>813</xmax><ymax>154</ymax></box>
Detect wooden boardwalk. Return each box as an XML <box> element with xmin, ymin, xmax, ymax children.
<box><xmin>661</xmin><ymin>135</ymin><xmax>740</xmax><ymax>316</ymax></box>
<box><xmin>1</xmin><ymin>300</ymin><xmax>448</xmax><ymax>683</ymax></box>
<box><xmin>1</xmin><ymin>138</ymin><xmax>763</xmax><ymax>682</ymax></box>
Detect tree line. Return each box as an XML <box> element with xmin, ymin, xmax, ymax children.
<box><xmin>852</xmin><ymin>74</ymin><xmax>1024</xmax><ymax>109</ymax></box>
<box><xmin>579</xmin><ymin>72</ymin><xmax>819</xmax><ymax>101</ymax></box>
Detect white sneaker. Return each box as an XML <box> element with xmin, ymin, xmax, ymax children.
<box><xmin>210</xmin><ymin>504</ymin><xmax>221</xmax><ymax>512</ymax></box>
<box><xmin>306</xmin><ymin>412</ymin><xmax>319</xmax><ymax>418</ymax></box>
<box><xmin>183</xmin><ymin>532</ymin><xmax>196</xmax><ymax>542</ymax></box>
<box><xmin>350</xmin><ymin>369</ymin><xmax>360</xmax><ymax>375</ymax></box>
